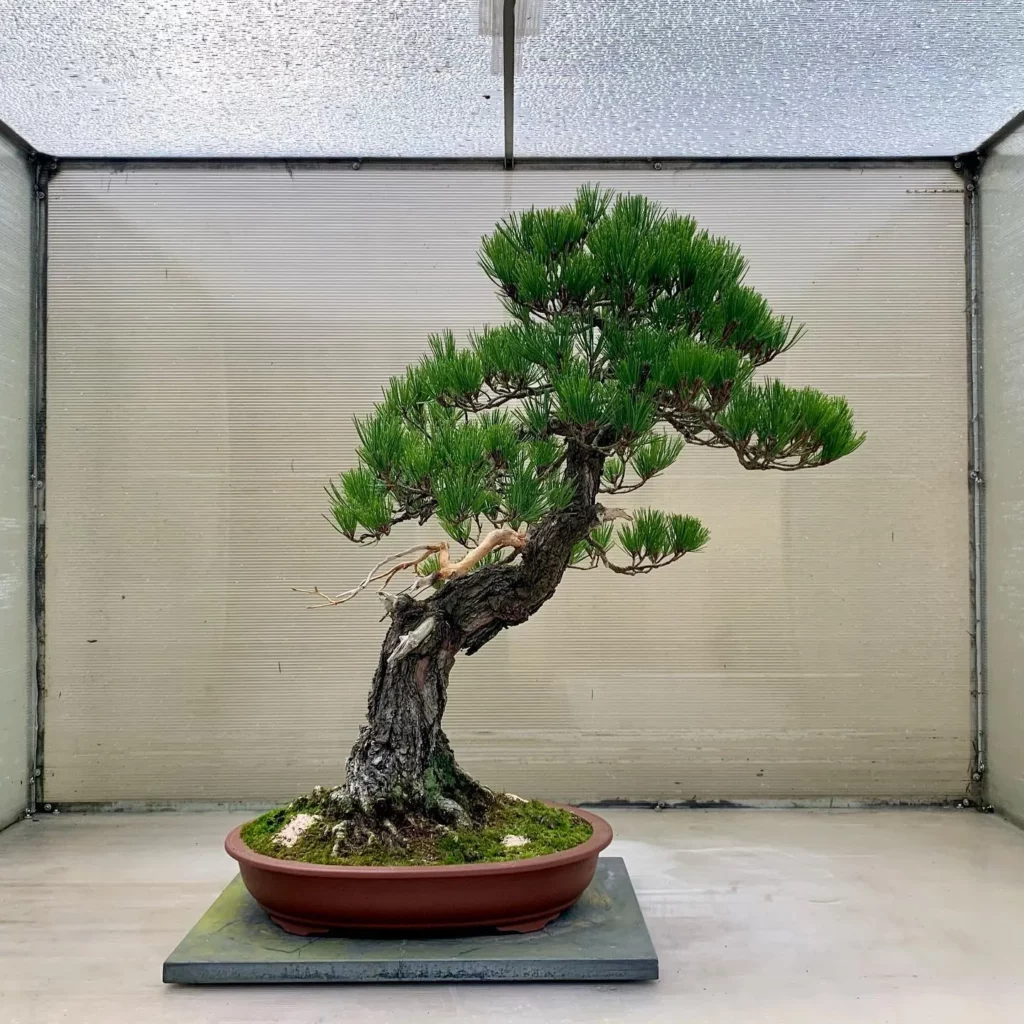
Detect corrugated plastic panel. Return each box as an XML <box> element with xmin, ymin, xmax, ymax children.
<box><xmin>44</xmin><ymin>163</ymin><xmax>969</xmax><ymax>803</ymax></box>
<box><xmin>981</xmin><ymin>123</ymin><xmax>1024</xmax><ymax>825</ymax></box>
<box><xmin>0</xmin><ymin>133</ymin><xmax>33</xmax><ymax>827</ymax></box>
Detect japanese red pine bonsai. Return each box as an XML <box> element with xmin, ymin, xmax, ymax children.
<box><xmin>287</xmin><ymin>186</ymin><xmax>862</xmax><ymax>853</ymax></box>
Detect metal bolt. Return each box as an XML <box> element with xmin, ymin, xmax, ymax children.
<box><xmin>653</xmin><ymin>161</ymin><xmax>663</xmax><ymax>171</ymax></box>
<box><xmin>35</xmin><ymin>189</ymin><xmax>45</xmax><ymax>199</ymax></box>
<box><xmin>972</xmin><ymin>772</ymin><xmax>982</xmax><ymax>781</ymax></box>
<box><xmin>953</xmin><ymin>160</ymin><xmax>962</xmax><ymax>169</ymax></box>
<box><xmin>351</xmin><ymin>160</ymin><xmax>362</xmax><ymax>170</ymax></box>
<box><xmin>43</xmin><ymin>803</ymin><xmax>51</xmax><ymax>811</ymax></box>
<box><xmin>966</xmin><ymin>182</ymin><xmax>975</xmax><ymax>192</ymax></box>
<box><xmin>33</xmin><ymin>767</ymin><xmax>41</xmax><ymax>777</ymax></box>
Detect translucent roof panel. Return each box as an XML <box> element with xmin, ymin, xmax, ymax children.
<box><xmin>0</xmin><ymin>0</ymin><xmax>1021</xmax><ymax>159</ymax></box>
<box><xmin>518</xmin><ymin>0</ymin><xmax>1024</xmax><ymax>158</ymax></box>
<box><xmin>0</xmin><ymin>1</ymin><xmax>503</xmax><ymax>158</ymax></box>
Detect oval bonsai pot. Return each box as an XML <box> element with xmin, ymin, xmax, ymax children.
<box><xmin>225</xmin><ymin>805</ymin><xmax>613</xmax><ymax>935</ymax></box>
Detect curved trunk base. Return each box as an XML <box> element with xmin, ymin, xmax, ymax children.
<box><xmin>295</xmin><ymin>607</ymin><xmax>492</xmax><ymax>843</ymax></box>
<box><xmin>342</xmin><ymin>735</ymin><xmax>493</xmax><ymax>825</ymax></box>
<box><xmin>293</xmin><ymin>745</ymin><xmax>493</xmax><ymax>861</ymax></box>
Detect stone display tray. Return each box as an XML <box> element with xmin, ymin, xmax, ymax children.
<box><xmin>163</xmin><ymin>857</ymin><xmax>658</xmax><ymax>984</ymax></box>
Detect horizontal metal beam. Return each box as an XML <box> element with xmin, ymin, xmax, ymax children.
<box><xmin>53</xmin><ymin>155</ymin><xmax>957</xmax><ymax>176</ymax></box>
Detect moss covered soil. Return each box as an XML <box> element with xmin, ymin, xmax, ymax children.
<box><xmin>240</xmin><ymin>796</ymin><xmax>593</xmax><ymax>867</ymax></box>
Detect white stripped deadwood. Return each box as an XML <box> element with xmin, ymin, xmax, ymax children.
<box><xmin>296</xmin><ymin>185</ymin><xmax>865</xmax><ymax>829</ymax></box>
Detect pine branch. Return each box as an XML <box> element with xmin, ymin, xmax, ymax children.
<box><xmin>293</xmin><ymin>543</ymin><xmax>447</xmax><ymax>608</ymax></box>
<box><xmin>596</xmin><ymin>549</ymin><xmax>687</xmax><ymax>576</ymax></box>
<box><xmin>296</xmin><ymin>529</ymin><xmax>528</xmax><ymax>610</ymax></box>
<box><xmin>660</xmin><ymin>380</ymin><xmax>864</xmax><ymax>470</ymax></box>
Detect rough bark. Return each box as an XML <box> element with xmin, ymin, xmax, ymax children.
<box><xmin>342</xmin><ymin>609</ymin><xmax>484</xmax><ymax>819</ymax></box>
<box><xmin>340</xmin><ymin>441</ymin><xmax>605</xmax><ymax>820</ymax></box>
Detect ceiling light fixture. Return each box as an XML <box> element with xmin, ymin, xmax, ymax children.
<box><xmin>479</xmin><ymin>0</ymin><xmax>545</xmax><ymax>74</ymax></box>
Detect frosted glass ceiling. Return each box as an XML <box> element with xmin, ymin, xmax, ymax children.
<box><xmin>0</xmin><ymin>0</ymin><xmax>1021</xmax><ymax>159</ymax></box>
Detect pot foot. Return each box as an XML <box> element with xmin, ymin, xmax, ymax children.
<box><xmin>495</xmin><ymin>912</ymin><xmax>561</xmax><ymax>934</ymax></box>
<box><xmin>269</xmin><ymin>914</ymin><xmax>330</xmax><ymax>936</ymax></box>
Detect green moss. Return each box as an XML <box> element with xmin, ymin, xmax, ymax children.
<box><xmin>239</xmin><ymin>805</ymin><xmax>295</xmax><ymax>853</ymax></box>
<box><xmin>239</xmin><ymin>797</ymin><xmax>593</xmax><ymax>868</ymax></box>
<box><xmin>434</xmin><ymin>799</ymin><xmax>593</xmax><ymax>865</ymax></box>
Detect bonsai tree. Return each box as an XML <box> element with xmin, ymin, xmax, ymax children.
<box><xmin>298</xmin><ymin>186</ymin><xmax>863</xmax><ymax>835</ymax></box>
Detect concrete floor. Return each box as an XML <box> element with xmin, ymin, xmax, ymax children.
<box><xmin>2</xmin><ymin>809</ymin><xmax>1024</xmax><ymax>1023</ymax></box>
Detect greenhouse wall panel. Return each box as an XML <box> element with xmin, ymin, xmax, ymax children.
<box><xmin>0</xmin><ymin>133</ymin><xmax>34</xmax><ymax>827</ymax></box>
<box><xmin>43</xmin><ymin>163</ymin><xmax>970</xmax><ymax>803</ymax></box>
<box><xmin>981</xmin><ymin>123</ymin><xmax>1024</xmax><ymax>825</ymax></box>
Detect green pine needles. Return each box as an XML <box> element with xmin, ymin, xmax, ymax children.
<box><xmin>326</xmin><ymin>185</ymin><xmax>863</xmax><ymax>581</ymax></box>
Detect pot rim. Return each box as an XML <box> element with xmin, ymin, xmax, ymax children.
<box><xmin>225</xmin><ymin>803</ymin><xmax>612</xmax><ymax>879</ymax></box>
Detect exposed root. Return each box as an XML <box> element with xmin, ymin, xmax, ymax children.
<box><xmin>433</xmin><ymin>796</ymin><xmax>471</xmax><ymax>828</ymax></box>
<box><xmin>318</xmin><ymin>803</ymin><xmax>468</xmax><ymax>859</ymax></box>
<box><xmin>329</xmin><ymin>821</ymin><xmax>349</xmax><ymax>858</ymax></box>
<box><xmin>292</xmin><ymin>775</ymin><xmax>486</xmax><ymax>860</ymax></box>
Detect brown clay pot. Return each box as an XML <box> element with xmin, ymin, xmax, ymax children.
<box><xmin>225</xmin><ymin>805</ymin><xmax>613</xmax><ymax>935</ymax></box>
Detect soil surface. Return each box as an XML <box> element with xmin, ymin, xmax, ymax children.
<box><xmin>240</xmin><ymin>796</ymin><xmax>593</xmax><ymax>867</ymax></box>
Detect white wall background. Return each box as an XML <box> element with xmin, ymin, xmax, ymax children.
<box><xmin>982</xmin><ymin>123</ymin><xmax>1024</xmax><ymax>826</ymax></box>
<box><xmin>43</xmin><ymin>162</ymin><xmax>970</xmax><ymax>805</ymax></box>
<box><xmin>0</xmin><ymin>134</ymin><xmax>33</xmax><ymax>828</ymax></box>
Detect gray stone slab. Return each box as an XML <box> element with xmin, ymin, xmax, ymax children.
<box><xmin>163</xmin><ymin>857</ymin><xmax>657</xmax><ymax>984</ymax></box>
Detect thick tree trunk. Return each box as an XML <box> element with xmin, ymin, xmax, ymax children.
<box><xmin>340</xmin><ymin>442</ymin><xmax>605</xmax><ymax>821</ymax></box>
<box><xmin>343</xmin><ymin>608</ymin><xmax>485</xmax><ymax>818</ymax></box>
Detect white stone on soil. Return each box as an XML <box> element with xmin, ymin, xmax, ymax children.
<box><xmin>501</xmin><ymin>834</ymin><xmax>530</xmax><ymax>849</ymax></box>
<box><xmin>273</xmin><ymin>813</ymin><xmax>320</xmax><ymax>848</ymax></box>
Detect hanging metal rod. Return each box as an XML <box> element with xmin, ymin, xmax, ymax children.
<box><xmin>503</xmin><ymin>0</ymin><xmax>515</xmax><ymax>169</ymax></box>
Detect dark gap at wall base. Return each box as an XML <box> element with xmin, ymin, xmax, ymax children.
<box><xmin>37</xmin><ymin>797</ymin><xmax>983</xmax><ymax>816</ymax></box>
